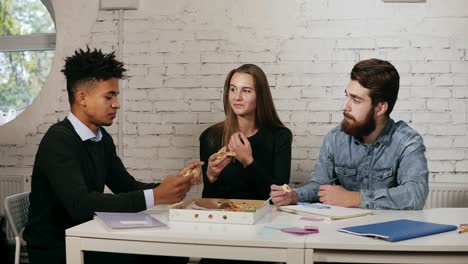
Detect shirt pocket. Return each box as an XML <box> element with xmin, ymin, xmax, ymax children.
<box><xmin>370</xmin><ymin>168</ymin><xmax>395</xmax><ymax>189</ymax></box>
<box><xmin>334</xmin><ymin>166</ymin><xmax>358</xmax><ymax>190</ymax></box>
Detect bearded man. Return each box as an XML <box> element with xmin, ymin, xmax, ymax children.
<box><xmin>270</xmin><ymin>58</ymin><xmax>429</xmax><ymax>210</ymax></box>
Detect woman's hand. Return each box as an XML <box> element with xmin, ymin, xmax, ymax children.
<box><xmin>206</xmin><ymin>153</ymin><xmax>231</xmax><ymax>183</ymax></box>
<box><xmin>228</xmin><ymin>132</ymin><xmax>253</xmax><ymax>167</ymax></box>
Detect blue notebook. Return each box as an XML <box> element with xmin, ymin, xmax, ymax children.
<box><xmin>338</xmin><ymin>219</ymin><xmax>457</xmax><ymax>242</ymax></box>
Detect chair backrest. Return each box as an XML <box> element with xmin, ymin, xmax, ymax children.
<box><xmin>3</xmin><ymin>192</ymin><xmax>30</xmax><ymax>237</ymax></box>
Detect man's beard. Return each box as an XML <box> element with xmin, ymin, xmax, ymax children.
<box><xmin>341</xmin><ymin>109</ymin><xmax>376</xmax><ymax>138</ymax></box>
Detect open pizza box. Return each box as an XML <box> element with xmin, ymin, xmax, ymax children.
<box><xmin>169</xmin><ymin>198</ymin><xmax>271</xmax><ymax>225</ymax></box>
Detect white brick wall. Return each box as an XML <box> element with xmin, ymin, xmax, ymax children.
<box><xmin>1</xmin><ymin>0</ymin><xmax>468</xmax><ymax>198</ymax></box>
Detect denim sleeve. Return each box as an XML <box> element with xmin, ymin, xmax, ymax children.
<box><xmin>295</xmin><ymin>133</ymin><xmax>336</xmax><ymax>203</ymax></box>
<box><xmin>361</xmin><ymin>135</ymin><xmax>429</xmax><ymax>210</ymax></box>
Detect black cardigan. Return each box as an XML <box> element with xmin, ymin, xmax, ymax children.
<box><xmin>199</xmin><ymin>125</ymin><xmax>292</xmax><ymax>200</ymax></box>
<box><xmin>24</xmin><ymin>118</ymin><xmax>156</xmax><ymax>249</ymax></box>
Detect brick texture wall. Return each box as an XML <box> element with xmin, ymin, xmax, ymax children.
<box><xmin>1</xmin><ymin>0</ymin><xmax>468</xmax><ymax>198</ymax></box>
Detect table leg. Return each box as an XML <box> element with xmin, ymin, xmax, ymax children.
<box><xmin>286</xmin><ymin>248</ymin><xmax>305</xmax><ymax>264</ymax></box>
<box><xmin>305</xmin><ymin>249</ymin><xmax>314</xmax><ymax>264</ymax></box>
<box><xmin>66</xmin><ymin>237</ymin><xmax>84</xmax><ymax>264</ymax></box>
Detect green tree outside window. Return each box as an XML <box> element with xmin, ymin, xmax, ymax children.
<box><xmin>0</xmin><ymin>0</ymin><xmax>55</xmax><ymax>125</ymax></box>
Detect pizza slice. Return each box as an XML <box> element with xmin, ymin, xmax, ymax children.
<box><xmin>183</xmin><ymin>166</ymin><xmax>202</xmax><ymax>179</ymax></box>
<box><xmin>282</xmin><ymin>184</ymin><xmax>292</xmax><ymax>193</ymax></box>
<box><xmin>215</xmin><ymin>146</ymin><xmax>236</xmax><ymax>160</ymax></box>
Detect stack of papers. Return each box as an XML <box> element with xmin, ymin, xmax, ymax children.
<box><xmin>279</xmin><ymin>202</ymin><xmax>373</xmax><ymax>220</ymax></box>
<box><xmin>95</xmin><ymin>212</ymin><xmax>167</xmax><ymax>229</ymax></box>
<box><xmin>338</xmin><ymin>219</ymin><xmax>457</xmax><ymax>242</ymax></box>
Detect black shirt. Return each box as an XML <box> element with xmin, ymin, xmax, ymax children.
<box><xmin>199</xmin><ymin>125</ymin><xmax>292</xmax><ymax>200</ymax></box>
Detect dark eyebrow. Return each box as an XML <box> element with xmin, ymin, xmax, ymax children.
<box><xmin>106</xmin><ymin>91</ymin><xmax>119</xmax><ymax>96</ymax></box>
<box><xmin>230</xmin><ymin>84</ymin><xmax>253</xmax><ymax>90</ymax></box>
<box><xmin>345</xmin><ymin>90</ymin><xmax>364</xmax><ymax>101</ymax></box>
<box><xmin>349</xmin><ymin>93</ymin><xmax>364</xmax><ymax>101</ymax></box>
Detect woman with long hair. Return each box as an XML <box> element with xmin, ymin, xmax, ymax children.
<box><xmin>199</xmin><ymin>64</ymin><xmax>292</xmax><ymax>201</ymax></box>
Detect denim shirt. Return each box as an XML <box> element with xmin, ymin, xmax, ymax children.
<box><xmin>295</xmin><ymin>118</ymin><xmax>429</xmax><ymax>210</ymax></box>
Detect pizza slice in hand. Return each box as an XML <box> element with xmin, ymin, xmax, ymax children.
<box><xmin>282</xmin><ymin>184</ymin><xmax>292</xmax><ymax>193</ymax></box>
<box><xmin>215</xmin><ymin>146</ymin><xmax>236</xmax><ymax>160</ymax></box>
<box><xmin>184</xmin><ymin>166</ymin><xmax>202</xmax><ymax>179</ymax></box>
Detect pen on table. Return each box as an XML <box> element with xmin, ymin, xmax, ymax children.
<box><xmin>458</xmin><ymin>228</ymin><xmax>468</xmax><ymax>234</ymax></box>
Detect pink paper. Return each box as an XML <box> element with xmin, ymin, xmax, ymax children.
<box><xmin>281</xmin><ymin>227</ymin><xmax>320</xmax><ymax>235</ymax></box>
<box><xmin>304</xmin><ymin>226</ymin><xmax>319</xmax><ymax>231</ymax></box>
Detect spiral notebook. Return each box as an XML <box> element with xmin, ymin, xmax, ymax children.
<box><xmin>338</xmin><ymin>219</ymin><xmax>457</xmax><ymax>242</ymax></box>
<box><xmin>95</xmin><ymin>212</ymin><xmax>167</xmax><ymax>229</ymax></box>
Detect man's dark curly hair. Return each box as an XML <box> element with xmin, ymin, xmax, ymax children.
<box><xmin>61</xmin><ymin>47</ymin><xmax>126</xmax><ymax>105</ymax></box>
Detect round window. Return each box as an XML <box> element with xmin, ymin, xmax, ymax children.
<box><xmin>0</xmin><ymin>0</ymin><xmax>55</xmax><ymax>125</ymax></box>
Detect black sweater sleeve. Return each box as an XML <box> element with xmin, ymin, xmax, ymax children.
<box><xmin>37</xmin><ymin>125</ymin><xmax>150</xmax><ymax>223</ymax></box>
<box><xmin>199</xmin><ymin>127</ymin><xmax>225</xmax><ymax>198</ymax></box>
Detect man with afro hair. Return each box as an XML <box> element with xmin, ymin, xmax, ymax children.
<box><xmin>24</xmin><ymin>47</ymin><xmax>200</xmax><ymax>264</ymax></box>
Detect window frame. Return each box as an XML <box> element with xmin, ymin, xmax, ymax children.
<box><xmin>0</xmin><ymin>0</ymin><xmax>56</xmax><ymax>125</ymax></box>
<box><xmin>0</xmin><ymin>0</ymin><xmax>56</xmax><ymax>52</ymax></box>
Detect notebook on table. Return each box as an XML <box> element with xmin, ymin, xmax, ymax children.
<box><xmin>278</xmin><ymin>202</ymin><xmax>374</xmax><ymax>220</ymax></box>
<box><xmin>338</xmin><ymin>219</ymin><xmax>457</xmax><ymax>242</ymax></box>
<box><xmin>95</xmin><ymin>212</ymin><xmax>167</xmax><ymax>229</ymax></box>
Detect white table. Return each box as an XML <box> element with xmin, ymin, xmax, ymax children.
<box><xmin>304</xmin><ymin>208</ymin><xmax>468</xmax><ymax>264</ymax></box>
<box><xmin>66</xmin><ymin>206</ymin><xmax>306</xmax><ymax>264</ymax></box>
<box><xmin>66</xmin><ymin>207</ymin><xmax>468</xmax><ymax>264</ymax></box>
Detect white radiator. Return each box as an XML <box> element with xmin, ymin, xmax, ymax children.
<box><xmin>425</xmin><ymin>183</ymin><xmax>468</xmax><ymax>209</ymax></box>
<box><xmin>0</xmin><ymin>175</ymin><xmax>24</xmax><ymax>215</ymax></box>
